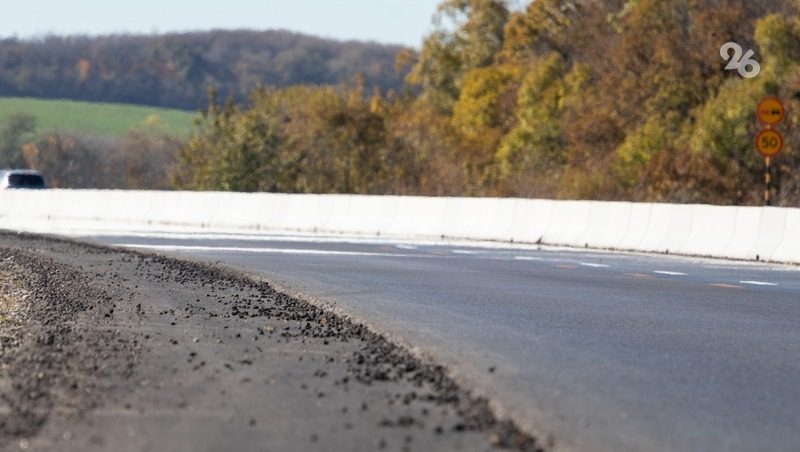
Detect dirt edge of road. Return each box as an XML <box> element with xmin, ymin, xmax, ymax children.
<box><xmin>0</xmin><ymin>231</ymin><xmax>546</xmax><ymax>451</ymax></box>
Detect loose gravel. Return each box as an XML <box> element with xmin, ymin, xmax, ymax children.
<box><xmin>0</xmin><ymin>232</ymin><xmax>541</xmax><ymax>451</ymax></box>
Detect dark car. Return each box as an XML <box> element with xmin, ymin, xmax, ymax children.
<box><xmin>0</xmin><ymin>170</ymin><xmax>47</xmax><ymax>189</ymax></box>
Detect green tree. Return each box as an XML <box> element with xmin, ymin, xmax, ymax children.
<box><xmin>408</xmin><ymin>0</ymin><xmax>509</xmax><ymax>112</ymax></box>
<box><xmin>174</xmin><ymin>90</ymin><xmax>239</xmax><ymax>190</ymax></box>
<box><xmin>0</xmin><ymin>113</ymin><xmax>37</xmax><ymax>168</ymax></box>
<box><xmin>495</xmin><ymin>54</ymin><xmax>576</xmax><ymax>196</ymax></box>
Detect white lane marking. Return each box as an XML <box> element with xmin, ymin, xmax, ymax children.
<box><xmin>654</xmin><ymin>271</ymin><xmax>688</xmax><ymax>276</ymax></box>
<box><xmin>579</xmin><ymin>263</ymin><xmax>610</xmax><ymax>268</ymax></box>
<box><xmin>739</xmin><ymin>280</ymin><xmax>778</xmax><ymax>287</ymax></box>
<box><xmin>115</xmin><ymin>244</ymin><xmax>420</xmax><ymax>258</ymax></box>
<box><xmin>73</xmin><ymin>229</ymin><xmax>549</xmax><ymax>250</ymax></box>
<box><xmin>452</xmin><ymin>249</ymin><xmax>481</xmax><ymax>255</ymax></box>
<box><xmin>395</xmin><ymin>245</ymin><xmax>418</xmax><ymax>250</ymax></box>
<box><xmin>513</xmin><ymin>256</ymin><xmax>543</xmax><ymax>261</ymax></box>
<box><xmin>35</xmin><ymin>228</ymin><xmax>800</xmax><ymax>271</ymax></box>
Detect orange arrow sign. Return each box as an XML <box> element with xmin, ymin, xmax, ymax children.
<box><xmin>757</xmin><ymin>97</ymin><xmax>785</xmax><ymax>126</ymax></box>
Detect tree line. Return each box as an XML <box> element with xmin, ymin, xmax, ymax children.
<box><xmin>0</xmin><ymin>30</ymin><xmax>406</xmax><ymax>110</ymax></box>
<box><xmin>177</xmin><ymin>0</ymin><xmax>800</xmax><ymax>206</ymax></box>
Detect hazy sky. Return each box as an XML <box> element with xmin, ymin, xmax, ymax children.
<box><xmin>0</xmin><ymin>0</ymin><xmax>444</xmax><ymax>47</ymax></box>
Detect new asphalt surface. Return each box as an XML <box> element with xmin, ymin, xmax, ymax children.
<box><xmin>78</xmin><ymin>230</ymin><xmax>800</xmax><ymax>451</ymax></box>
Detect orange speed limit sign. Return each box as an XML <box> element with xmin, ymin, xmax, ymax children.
<box><xmin>757</xmin><ymin>96</ymin><xmax>785</xmax><ymax>125</ymax></box>
<box><xmin>756</xmin><ymin>129</ymin><xmax>783</xmax><ymax>157</ymax></box>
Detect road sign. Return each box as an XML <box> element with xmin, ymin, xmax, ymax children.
<box><xmin>756</xmin><ymin>128</ymin><xmax>783</xmax><ymax>157</ymax></box>
<box><xmin>757</xmin><ymin>96</ymin><xmax>785</xmax><ymax>125</ymax></box>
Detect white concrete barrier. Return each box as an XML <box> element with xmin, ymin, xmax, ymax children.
<box><xmin>678</xmin><ymin>205</ymin><xmax>737</xmax><ymax>257</ymax></box>
<box><xmin>542</xmin><ymin>201</ymin><xmax>591</xmax><ymax>247</ymax></box>
<box><xmin>280</xmin><ymin>194</ymin><xmax>325</xmax><ymax>232</ymax></box>
<box><xmin>657</xmin><ymin>204</ymin><xmax>694</xmax><ymax>255</ymax></box>
<box><xmin>1</xmin><ymin>189</ymin><xmax>799</xmax><ymax>264</ymax></box>
<box><xmin>442</xmin><ymin>197</ymin><xmax>505</xmax><ymax>240</ymax></box>
<box><xmin>617</xmin><ymin>203</ymin><xmax>652</xmax><ymax>251</ymax></box>
<box><xmin>580</xmin><ymin>201</ymin><xmax>633</xmax><ymax>250</ymax></box>
<box><xmin>347</xmin><ymin>195</ymin><xmax>397</xmax><ymax>236</ymax></box>
<box><xmin>750</xmin><ymin>207</ymin><xmax>788</xmax><ymax>262</ymax></box>
<box><xmin>209</xmin><ymin>192</ymin><xmax>263</xmax><ymax>231</ymax></box>
<box><xmin>637</xmin><ymin>203</ymin><xmax>673</xmax><ymax>253</ymax></box>
<box><xmin>318</xmin><ymin>195</ymin><xmax>352</xmax><ymax>234</ymax></box>
<box><xmin>722</xmin><ymin>207</ymin><xmax>762</xmax><ymax>260</ymax></box>
<box><xmin>772</xmin><ymin>209</ymin><xmax>800</xmax><ymax>262</ymax></box>
<box><xmin>389</xmin><ymin>196</ymin><xmax>447</xmax><ymax>238</ymax></box>
<box><xmin>482</xmin><ymin>198</ymin><xmax>519</xmax><ymax>242</ymax></box>
<box><xmin>507</xmin><ymin>199</ymin><xmax>553</xmax><ymax>243</ymax></box>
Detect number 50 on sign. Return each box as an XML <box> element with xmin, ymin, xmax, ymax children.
<box><xmin>756</xmin><ymin>129</ymin><xmax>783</xmax><ymax>157</ymax></box>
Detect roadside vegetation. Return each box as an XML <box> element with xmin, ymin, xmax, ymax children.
<box><xmin>178</xmin><ymin>0</ymin><xmax>800</xmax><ymax>205</ymax></box>
<box><xmin>0</xmin><ymin>29</ymin><xmax>403</xmax><ymax>190</ymax></box>
<box><xmin>3</xmin><ymin>1</ymin><xmax>800</xmax><ymax>205</ymax></box>
<box><xmin>0</xmin><ymin>107</ymin><xmax>182</xmax><ymax>189</ymax></box>
<box><xmin>0</xmin><ymin>98</ymin><xmax>191</xmax><ymax>189</ymax></box>
<box><xmin>0</xmin><ymin>30</ymin><xmax>404</xmax><ymax>110</ymax></box>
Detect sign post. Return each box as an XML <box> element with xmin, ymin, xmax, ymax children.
<box><xmin>756</xmin><ymin>97</ymin><xmax>786</xmax><ymax>206</ymax></box>
<box><xmin>766</xmin><ymin>156</ymin><xmax>771</xmax><ymax>206</ymax></box>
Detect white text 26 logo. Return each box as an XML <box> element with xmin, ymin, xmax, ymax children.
<box><xmin>720</xmin><ymin>42</ymin><xmax>760</xmax><ymax>79</ymax></box>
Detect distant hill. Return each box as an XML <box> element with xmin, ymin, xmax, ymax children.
<box><xmin>0</xmin><ymin>97</ymin><xmax>195</xmax><ymax>138</ymax></box>
<box><xmin>0</xmin><ymin>30</ymin><xmax>408</xmax><ymax>110</ymax></box>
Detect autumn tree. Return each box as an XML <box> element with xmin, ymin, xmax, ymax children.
<box><xmin>407</xmin><ymin>0</ymin><xmax>509</xmax><ymax>112</ymax></box>
<box><xmin>173</xmin><ymin>0</ymin><xmax>800</xmax><ymax>205</ymax></box>
<box><xmin>22</xmin><ymin>133</ymin><xmax>100</xmax><ymax>188</ymax></box>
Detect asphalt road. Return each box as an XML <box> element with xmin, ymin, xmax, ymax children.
<box><xmin>0</xmin><ymin>233</ymin><xmax>534</xmax><ymax>451</ymax></box>
<box><xmin>78</xmin><ymin>230</ymin><xmax>800</xmax><ymax>452</ymax></box>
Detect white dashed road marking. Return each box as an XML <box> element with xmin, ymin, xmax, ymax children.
<box><xmin>115</xmin><ymin>244</ymin><xmax>420</xmax><ymax>258</ymax></box>
<box><xmin>580</xmin><ymin>263</ymin><xmax>610</xmax><ymax>268</ymax></box>
<box><xmin>739</xmin><ymin>280</ymin><xmax>778</xmax><ymax>287</ymax></box>
<box><xmin>513</xmin><ymin>256</ymin><xmax>543</xmax><ymax>261</ymax></box>
<box><xmin>654</xmin><ymin>271</ymin><xmax>688</xmax><ymax>276</ymax></box>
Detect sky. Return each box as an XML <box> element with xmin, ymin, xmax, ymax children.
<box><xmin>0</xmin><ymin>0</ymin><xmax>444</xmax><ymax>47</ymax></box>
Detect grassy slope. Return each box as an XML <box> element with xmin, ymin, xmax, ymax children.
<box><xmin>0</xmin><ymin>97</ymin><xmax>197</xmax><ymax>138</ymax></box>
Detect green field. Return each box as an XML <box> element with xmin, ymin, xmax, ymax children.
<box><xmin>0</xmin><ymin>97</ymin><xmax>197</xmax><ymax>138</ymax></box>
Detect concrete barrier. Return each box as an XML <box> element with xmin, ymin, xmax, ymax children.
<box><xmin>280</xmin><ymin>194</ymin><xmax>325</xmax><ymax>232</ymax></box>
<box><xmin>678</xmin><ymin>205</ymin><xmax>737</xmax><ymax>257</ymax></box>
<box><xmin>580</xmin><ymin>201</ymin><xmax>633</xmax><ymax>250</ymax></box>
<box><xmin>318</xmin><ymin>195</ymin><xmax>352</xmax><ymax>234</ymax></box>
<box><xmin>750</xmin><ymin>207</ymin><xmax>788</xmax><ymax>262</ymax></box>
<box><xmin>637</xmin><ymin>203</ymin><xmax>673</xmax><ymax>253</ymax></box>
<box><xmin>1</xmin><ymin>189</ymin><xmax>799</xmax><ymax>264</ymax></box>
<box><xmin>722</xmin><ymin>207</ymin><xmax>762</xmax><ymax>260</ymax></box>
<box><xmin>442</xmin><ymin>197</ymin><xmax>508</xmax><ymax>240</ymax></box>
<box><xmin>656</xmin><ymin>204</ymin><xmax>694</xmax><ymax>255</ymax></box>
<box><xmin>617</xmin><ymin>203</ymin><xmax>652</xmax><ymax>251</ymax></box>
<box><xmin>772</xmin><ymin>209</ymin><xmax>800</xmax><ymax>262</ymax></box>
<box><xmin>507</xmin><ymin>199</ymin><xmax>553</xmax><ymax>243</ymax></box>
<box><xmin>348</xmin><ymin>195</ymin><xmax>398</xmax><ymax>236</ymax></box>
<box><xmin>389</xmin><ymin>196</ymin><xmax>447</xmax><ymax>238</ymax></box>
<box><xmin>542</xmin><ymin>201</ymin><xmax>591</xmax><ymax>247</ymax></box>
